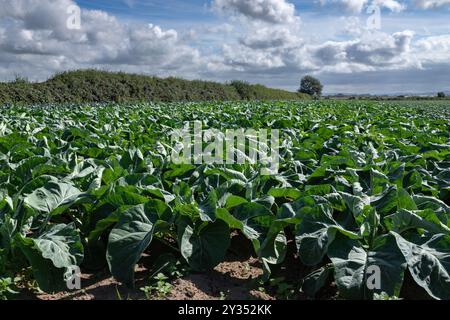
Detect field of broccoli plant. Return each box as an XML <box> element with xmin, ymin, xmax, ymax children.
<box><xmin>0</xmin><ymin>101</ymin><xmax>449</xmax><ymax>300</ymax></box>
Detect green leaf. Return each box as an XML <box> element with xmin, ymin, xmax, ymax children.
<box><xmin>259</xmin><ymin>223</ymin><xmax>287</xmax><ymax>279</ymax></box>
<box><xmin>296</xmin><ymin>204</ymin><xmax>359</xmax><ymax>266</ymax></box>
<box><xmin>198</xmin><ymin>190</ymin><xmax>218</xmax><ymax>222</ymax></box>
<box><xmin>392</xmin><ymin>232</ymin><xmax>450</xmax><ymax>300</ymax></box>
<box><xmin>386</xmin><ymin>209</ymin><xmax>450</xmax><ymax>235</ymax></box>
<box><xmin>145</xmin><ymin>187</ymin><xmax>175</xmax><ymax>204</ymax></box>
<box><xmin>397</xmin><ymin>188</ymin><xmax>417</xmax><ymax>211</ymax></box>
<box><xmin>0</xmin><ymin>190</ymin><xmax>13</xmax><ymax>212</ymax></box>
<box><xmin>15</xmin><ymin>223</ymin><xmax>84</xmax><ymax>293</ymax></box>
<box><xmin>216</xmin><ymin>203</ymin><xmax>274</xmax><ymax>242</ymax></box>
<box><xmin>234</xmin><ymin>202</ymin><xmax>273</xmax><ymax>222</ymax></box>
<box><xmin>216</xmin><ymin>208</ymin><xmax>244</xmax><ymax>230</ymax></box>
<box><xmin>340</xmin><ymin>192</ymin><xmax>370</xmax><ymax>224</ymax></box>
<box><xmin>359</xmin><ymin>206</ymin><xmax>380</xmax><ymax>244</ymax></box>
<box><xmin>328</xmin><ymin>233</ymin><xmax>406</xmax><ymax>299</ymax></box>
<box><xmin>24</xmin><ymin>182</ymin><xmax>88</xmax><ymax>216</ymax></box>
<box><xmin>103</xmin><ymin>185</ymin><xmax>149</xmax><ymax>209</ymax></box>
<box><xmin>268</xmin><ymin>187</ymin><xmax>302</xmax><ymax>200</ymax></box>
<box><xmin>370</xmin><ymin>186</ymin><xmax>398</xmax><ymax>216</ymax></box>
<box><xmin>403</xmin><ymin>170</ymin><xmax>423</xmax><ymax>190</ymax></box>
<box><xmin>388</xmin><ymin>163</ymin><xmax>405</xmax><ymax>186</ymax></box>
<box><xmin>33</xmin><ymin>223</ymin><xmax>84</xmax><ymax>268</ymax></box>
<box><xmin>0</xmin><ymin>215</ymin><xmax>17</xmax><ymax>250</ymax></box>
<box><xmin>107</xmin><ymin>201</ymin><xmax>170</xmax><ymax>287</ymax></box>
<box><xmin>302</xmin><ymin>264</ymin><xmax>333</xmax><ymax>298</ymax></box>
<box><xmin>16</xmin><ymin>236</ymin><xmax>67</xmax><ymax>293</ymax></box>
<box><xmin>223</xmin><ymin>195</ymin><xmax>248</xmax><ymax>209</ymax></box>
<box><xmin>239</xmin><ymin>205</ymin><xmax>273</xmax><ymax>241</ymax></box>
<box><xmin>413</xmin><ymin>195</ymin><xmax>450</xmax><ymax>215</ymax></box>
<box><xmin>179</xmin><ymin>219</ymin><xmax>230</xmax><ymax>272</ymax></box>
<box><xmin>204</xmin><ymin>168</ymin><xmax>248</xmax><ymax>182</ymax></box>
<box><xmin>66</xmin><ymin>161</ymin><xmax>104</xmax><ymax>191</ymax></box>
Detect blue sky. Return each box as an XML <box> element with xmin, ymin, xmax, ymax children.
<box><xmin>0</xmin><ymin>0</ymin><xmax>449</xmax><ymax>94</ymax></box>
<box><xmin>74</xmin><ymin>0</ymin><xmax>449</xmax><ymax>24</ymax></box>
<box><xmin>76</xmin><ymin>0</ymin><xmax>213</xmax><ymax>23</ymax></box>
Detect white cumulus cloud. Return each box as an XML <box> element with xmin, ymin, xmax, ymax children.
<box><xmin>318</xmin><ymin>0</ymin><xmax>405</xmax><ymax>13</ymax></box>
<box><xmin>414</xmin><ymin>0</ymin><xmax>450</xmax><ymax>8</ymax></box>
<box><xmin>0</xmin><ymin>0</ymin><xmax>201</xmax><ymax>80</ymax></box>
<box><xmin>212</xmin><ymin>0</ymin><xmax>298</xmax><ymax>24</ymax></box>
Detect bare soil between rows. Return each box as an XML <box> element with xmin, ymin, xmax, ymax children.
<box><xmin>31</xmin><ymin>259</ymin><xmax>271</xmax><ymax>301</ymax></box>
<box><xmin>18</xmin><ymin>235</ymin><xmax>276</xmax><ymax>301</ymax></box>
<box><xmin>16</xmin><ymin>233</ymin><xmax>429</xmax><ymax>301</ymax></box>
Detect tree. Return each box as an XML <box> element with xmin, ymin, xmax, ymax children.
<box><xmin>437</xmin><ymin>92</ymin><xmax>446</xmax><ymax>98</ymax></box>
<box><xmin>299</xmin><ymin>76</ymin><xmax>323</xmax><ymax>97</ymax></box>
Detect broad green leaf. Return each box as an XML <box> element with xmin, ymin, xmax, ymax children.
<box><xmin>268</xmin><ymin>187</ymin><xmax>302</xmax><ymax>200</ymax></box>
<box><xmin>0</xmin><ymin>215</ymin><xmax>17</xmax><ymax>249</ymax></box>
<box><xmin>392</xmin><ymin>232</ymin><xmax>450</xmax><ymax>300</ymax></box>
<box><xmin>0</xmin><ymin>190</ymin><xmax>13</xmax><ymax>212</ymax></box>
<box><xmin>107</xmin><ymin>201</ymin><xmax>170</xmax><ymax>287</ymax></box>
<box><xmin>340</xmin><ymin>192</ymin><xmax>370</xmax><ymax>224</ymax></box>
<box><xmin>413</xmin><ymin>195</ymin><xmax>450</xmax><ymax>214</ymax></box>
<box><xmin>397</xmin><ymin>188</ymin><xmax>417</xmax><ymax>210</ymax></box>
<box><xmin>32</xmin><ymin>223</ymin><xmax>84</xmax><ymax>268</ymax></box>
<box><xmin>15</xmin><ymin>223</ymin><xmax>84</xmax><ymax>293</ymax></box>
<box><xmin>198</xmin><ymin>190</ymin><xmax>218</xmax><ymax>222</ymax></box>
<box><xmin>301</xmin><ymin>264</ymin><xmax>333</xmax><ymax>298</ymax></box>
<box><xmin>24</xmin><ymin>182</ymin><xmax>88</xmax><ymax>216</ymax></box>
<box><xmin>16</xmin><ymin>235</ymin><xmax>67</xmax><ymax>293</ymax></box>
<box><xmin>296</xmin><ymin>204</ymin><xmax>359</xmax><ymax>266</ymax></box>
<box><xmin>328</xmin><ymin>233</ymin><xmax>406</xmax><ymax>299</ymax></box>
<box><xmin>179</xmin><ymin>219</ymin><xmax>230</xmax><ymax>272</ymax></box>
<box><xmin>223</xmin><ymin>195</ymin><xmax>248</xmax><ymax>209</ymax></box>
<box><xmin>259</xmin><ymin>222</ymin><xmax>287</xmax><ymax>279</ymax></box>
<box><xmin>370</xmin><ymin>186</ymin><xmax>398</xmax><ymax>216</ymax></box>
<box><xmin>386</xmin><ymin>209</ymin><xmax>450</xmax><ymax>235</ymax></box>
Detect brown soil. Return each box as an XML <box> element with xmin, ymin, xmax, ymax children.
<box><xmin>16</xmin><ymin>233</ymin><xmax>343</xmax><ymax>301</ymax></box>
<box><xmin>28</xmin><ymin>257</ymin><xmax>272</xmax><ymax>301</ymax></box>
<box><xmin>166</xmin><ymin>258</ymin><xmax>272</xmax><ymax>300</ymax></box>
<box><xmin>22</xmin><ymin>234</ymin><xmax>275</xmax><ymax>301</ymax></box>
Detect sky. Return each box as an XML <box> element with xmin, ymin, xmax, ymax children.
<box><xmin>0</xmin><ymin>0</ymin><xmax>449</xmax><ymax>94</ymax></box>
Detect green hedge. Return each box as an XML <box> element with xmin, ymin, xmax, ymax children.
<box><xmin>0</xmin><ymin>70</ymin><xmax>308</xmax><ymax>104</ymax></box>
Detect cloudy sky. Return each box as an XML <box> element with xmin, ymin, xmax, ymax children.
<box><xmin>0</xmin><ymin>0</ymin><xmax>449</xmax><ymax>94</ymax></box>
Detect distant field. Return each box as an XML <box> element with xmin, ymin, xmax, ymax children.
<box><xmin>1</xmin><ymin>101</ymin><xmax>449</xmax><ymax>300</ymax></box>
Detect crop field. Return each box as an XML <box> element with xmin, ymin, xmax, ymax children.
<box><xmin>0</xmin><ymin>101</ymin><xmax>449</xmax><ymax>300</ymax></box>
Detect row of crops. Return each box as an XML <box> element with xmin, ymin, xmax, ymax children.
<box><xmin>0</xmin><ymin>101</ymin><xmax>449</xmax><ymax>300</ymax></box>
